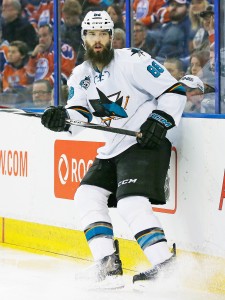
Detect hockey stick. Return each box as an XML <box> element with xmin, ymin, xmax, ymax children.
<box><xmin>0</xmin><ymin>107</ymin><xmax>42</xmax><ymax>117</ymax></box>
<box><xmin>0</xmin><ymin>107</ymin><xmax>141</xmax><ymax>138</ymax></box>
<box><xmin>66</xmin><ymin>119</ymin><xmax>141</xmax><ymax>137</ymax></box>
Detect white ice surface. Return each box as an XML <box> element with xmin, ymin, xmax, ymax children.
<box><xmin>0</xmin><ymin>246</ymin><xmax>224</xmax><ymax>300</ymax></box>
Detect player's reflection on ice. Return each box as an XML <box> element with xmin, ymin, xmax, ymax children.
<box><xmin>0</xmin><ymin>246</ymin><xmax>223</xmax><ymax>300</ymax></box>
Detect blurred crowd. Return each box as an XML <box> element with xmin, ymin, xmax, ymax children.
<box><xmin>0</xmin><ymin>0</ymin><xmax>222</xmax><ymax>113</ymax></box>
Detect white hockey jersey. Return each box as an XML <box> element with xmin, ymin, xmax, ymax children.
<box><xmin>66</xmin><ymin>48</ymin><xmax>186</xmax><ymax>159</ymax></box>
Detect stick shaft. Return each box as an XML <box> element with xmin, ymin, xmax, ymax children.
<box><xmin>66</xmin><ymin>119</ymin><xmax>139</xmax><ymax>137</ymax></box>
<box><xmin>0</xmin><ymin>108</ymin><xmax>141</xmax><ymax>138</ymax></box>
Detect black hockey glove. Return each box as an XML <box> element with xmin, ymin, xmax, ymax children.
<box><xmin>137</xmin><ymin>110</ymin><xmax>175</xmax><ymax>149</ymax></box>
<box><xmin>41</xmin><ymin>106</ymin><xmax>70</xmax><ymax>132</ymax></box>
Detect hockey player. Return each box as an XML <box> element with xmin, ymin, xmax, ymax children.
<box><xmin>41</xmin><ymin>11</ymin><xmax>186</xmax><ymax>288</ymax></box>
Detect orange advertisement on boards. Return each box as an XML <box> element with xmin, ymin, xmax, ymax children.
<box><xmin>54</xmin><ymin>140</ymin><xmax>104</xmax><ymax>200</ymax></box>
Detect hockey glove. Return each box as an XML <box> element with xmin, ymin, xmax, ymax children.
<box><xmin>137</xmin><ymin>110</ymin><xmax>175</xmax><ymax>149</ymax></box>
<box><xmin>41</xmin><ymin>106</ymin><xmax>69</xmax><ymax>132</ymax></box>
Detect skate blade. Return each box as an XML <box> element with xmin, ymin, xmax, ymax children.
<box><xmin>133</xmin><ymin>280</ymin><xmax>155</xmax><ymax>292</ymax></box>
<box><xmin>89</xmin><ymin>275</ymin><xmax>125</xmax><ymax>290</ymax></box>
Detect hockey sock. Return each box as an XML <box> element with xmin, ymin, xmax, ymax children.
<box><xmin>118</xmin><ymin>196</ymin><xmax>172</xmax><ymax>266</ymax></box>
<box><xmin>88</xmin><ymin>236</ymin><xmax>115</xmax><ymax>261</ymax></box>
<box><xmin>144</xmin><ymin>241</ymin><xmax>172</xmax><ymax>266</ymax></box>
<box><xmin>75</xmin><ymin>184</ymin><xmax>115</xmax><ymax>261</ymax></box>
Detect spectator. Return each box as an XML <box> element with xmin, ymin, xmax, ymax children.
<box><xmin>29</xmin><ymin>0</ymin><xmax>64</xmax><ymax>30</ymax></box>
<box><xmin>27</xmin><ymin>24</ymin><xmax>76</xmax><ymax>86</ymax></box>
<box><xmin>0</xmin><ymin>22</ymin><xmax>9</xmax><ymax>92</ymax></box>
<box><xmin>32</xmin><ymin>79</ymin><xmax>52</xmax><ymax>107</ymax></box>
<box><xmin>61</xmin><ymin>0</ymin><xmax>82</xmax><ymax>53</ymax></box>
<box><xmin>20</xmin><ymin>0</ymin><xmax>37</xmax><ymax>21</ymax></box>
<box><xmin>133</xmin><ymin>21</ymin><xmax>155</xmax><ymax>55</ymax></box>
<box><xmin>107</xmin><ymin>4</ymin><xmax>124</xmax><ymax>30</ymax></box>
<box><xmin>163</xmin><ymin>58</ymin><xmax>184</xmax><ymax>80</ymax></box>
<box><xmin>200</xmin><ymin>43</ymin><xmax>216</xmax><ymax>112</ymax></box>
<box><xmin>157</xmin><ymin>4</ymin><xmax>171</xmax><ymax>25</ymax></box>
<box><xmin>189</xmin><ymin>0</ymin><xmax>209</xmax><ymax>52</ymax></box>
<box><xmin>1</xmin><ymin>0</ymin><xmax>38</xmax><ymax>51</ymax></box>
<box><xmin>133</xmin><ymin>0</ymin><xmax>165</xmax><ymax>29</ymax></box>
<box><xmin>2</xmin><ymin>40</ymin><xmax>32</xmax><ymax>92</ymax></box>
<box><xmin>179</xmin><ymin>74</ymin><xmax>204</xmax><ymax>113</ymax></box>
<box><xmin>112</xmin><ymin>28</ymin><xmax>125</xmax><ymax>49</ymax></box>
<box><xmin>154</xmin><ymin>0</ymin><xmax>191</xmax><ymax>63</ymax></box>
<box><xmin>199</xmin><ymin>4</ymin><xmax>214</xmax><ymax>46</ymax></box>
<box><xmin>189</xmin><ymin>49</ymin><xmax>209</xmax><ymax>77</ymax></box>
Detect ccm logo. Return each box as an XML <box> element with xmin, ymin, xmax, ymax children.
<box><xmin>118</xmin><ymin>178</ymin><xmax>137</xmax><ymax>187</ymax></box>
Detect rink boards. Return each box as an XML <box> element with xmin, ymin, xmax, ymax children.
<box><xmin>0</xmin><ymin>113</ymin><xmax>224</xmax><ymax>294</ymax></box>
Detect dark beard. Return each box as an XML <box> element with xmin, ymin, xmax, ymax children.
<box><xmin>84</xmin><ymin>42</ymin><xmax>114</xmax><ymax>68</ymax></box>
<box><xmin>169</xmin><ymin>11</ymin><xmax>186</xmax><ymax>22</ymax></box>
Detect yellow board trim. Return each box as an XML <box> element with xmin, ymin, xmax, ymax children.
<box><xmin>0</xmin><ymin>217</ymin><xmax>3</xmax><ymax>242</ymax></box>
<box><xmin>0</xmin><ymin>217</ymin><xmax>224</xmax><ymax>295</ymax></box>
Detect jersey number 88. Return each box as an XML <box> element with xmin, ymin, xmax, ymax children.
<box><xmin>147</xmin><ymin>61</ymin><xmax>164</xmax><ymax>78</ymax></box>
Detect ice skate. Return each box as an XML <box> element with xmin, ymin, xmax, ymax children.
<box><xmin>133</xmin><ymin>243</ymin><xmax>176</xmax><ymax>289</ymax></box>
<box><xmin>93</xmin><ymin>239</ymin><xmax>124</xmax><ymax>289</ymax></box>
<box><xmin>76</xmin><ymin>239</ymin><xmax>124</xmax><ymax>289</ymax></box>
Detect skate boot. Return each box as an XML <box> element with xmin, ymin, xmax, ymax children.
<box><xmin>133</xmin><ymin>243</ymin><xmax>176</xmax><ymax>286</ymax></box>
<box><xmin>83</xmin><ymin>239</ymin><xmax>124</xmax><ymax>289</ymax></box>
<box><xmin>96</xmin><ymin>239</ymin><xmax>123</xmax><ymax>281</ymax></box>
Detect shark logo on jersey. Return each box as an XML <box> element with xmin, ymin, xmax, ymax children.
<box><xmin>94</xmin><ymin>71</ymin><xmax>110</xmax><ymax>83</ymax></box>
<box><xmin>89</xmin><ymin>88</ymin><xmax>129</xmax><ymax>125</ymax></box>
<box><xmin>130</xmin><ymin>48</ymin><xmax>145</xmax><ymax>57</ymax></box>
<box><xmin>79</xmin><ymin>76</ymin><xmax>91</xmax><ymax>90</ymax></box>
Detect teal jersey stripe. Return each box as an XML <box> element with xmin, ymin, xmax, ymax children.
<box><xmin>172</xmin><ymin>85</ymin><xmax>186</xmax><ymax>93</ymax></box>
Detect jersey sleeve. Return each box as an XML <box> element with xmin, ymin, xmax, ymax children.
<box><xmin>130</xmin><ymin>51</ymin><xmax>186</xmax><ymax>125</ymax></box>
<box><xmin>65</xmin><ymin>66</ymin><xmax>93</xmax><ymax>123</ymax></box>
<box><xmin>131</xmin><ymin>52</ymin><xmax>176</xmax><ymax>97</ymax></box>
